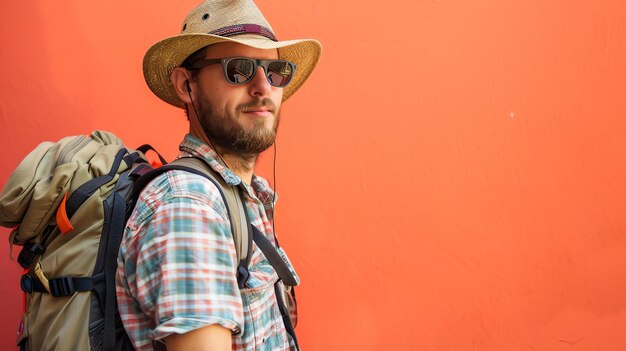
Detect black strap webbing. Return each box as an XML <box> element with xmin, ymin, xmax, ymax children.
<box><xmin>22</xmin><ymin>275</ymin><xmax>95</xmax><ymax>296</ymax></box>
<box><xmin>274</xmin><ymin>284</ymin><xmax>300</xmax><ymax>351</ymax></box>
<box><xmin>103</xmin><ymin>192</ymin><xmax>127</xmax><ymax>351</ymax></box>
<box><xmin>65</xmin><ymin>148</ymin><xmax>128</xmax><ymax>218</ymax></box>
<box><xmin>251</xmin><ymin>226</ymin><xmax>298</xmax><ymax>286</ymax></box>
<box><xmin>136</xmin><ymin>144</ymin><xmax>168</xmax><ymax>166</ymax></box>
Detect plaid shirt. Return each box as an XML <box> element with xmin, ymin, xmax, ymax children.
<box><xmin>116</xmin><ymin>134</ymin><xmax>299</xmax><ymax>351</ymax></box>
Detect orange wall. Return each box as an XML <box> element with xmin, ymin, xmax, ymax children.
<box><xmin>2</xmin><ymin>1</ymin><xmax>626</xmax><ymax>350</ymax></box>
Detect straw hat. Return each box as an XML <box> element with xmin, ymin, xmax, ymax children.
<box><xmin>143</xmin><ymin>0</ymin><xmax>322</xmax><ymax>108</ymax></box>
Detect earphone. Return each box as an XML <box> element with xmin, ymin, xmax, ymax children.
<box><xmin>186</xmin><ymin>80</ymin><xmax>192</xmax><ymax>93</ymax></box>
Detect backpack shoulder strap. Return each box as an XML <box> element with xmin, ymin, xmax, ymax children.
<box><xmin>169</xmin><ymin>157</ymin><xmax>251</xmax><ymax>264</ymax></box>
<box><xmin>132</xmin><ymin>157</ymin><xmax>252</xmax><ymax>286</ymax></box>
<box><xmin>170</xmin><ymin>158</ymin><xmax>299</xmax><ymax>285</ymax></box>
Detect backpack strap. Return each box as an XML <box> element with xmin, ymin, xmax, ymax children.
<box><xmin>250</xmin><ymin>225</ymin><xmax>298</xmax><ymax>286</ymax></box>
<box><xmin>132</xmin><ymin>157</ymin><xmax>254</xmax><ymax>287</ymax></box>
<box><xmin>103</xmin><ymin>191</ymin><xmax>127</xmax><ymax>351</ymax></box>
<box><xmin>20</xmin><ymin>272</ymin><xmax>100</xmax><ymax>296</ymax></box>
<box><xmin>135</xmin><ymin>144</ymin><xmax>168</xmax><ymax>166</ymax></box>
<box><xmin>251</xmin><ymin>226</ymin><xmax>301</xmax><ymax>350</ymax></box>
<box><xmin>64</xmin><ymin>148</ymin><xmax>135</xmax><ymax>221</ymax></box>
<box><xmin>169</xmin><ymin>157</ymin><xmax>252</xmax><ymax>266</ymax></box>
<box><xmin>274</xmin><ymin>283</ymin><xmax>300</xmax><ymax>351</ymax></box>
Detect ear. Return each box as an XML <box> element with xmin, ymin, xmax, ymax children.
<box><xmin>171</xmin><ymin>67</ymin><xmax>193</xmax><ymax>104</ymax></box>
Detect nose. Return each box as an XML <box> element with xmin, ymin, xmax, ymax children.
<box><xmin>248</xmin><ymin>66</ymin><xmax>272</xmax><ymax>97</ymax></box>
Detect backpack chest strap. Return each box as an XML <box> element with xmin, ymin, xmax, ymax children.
<box><xmin>21</xmin><ymin>273</ymin><xmax>102</xmax><ymax>297</ymax></box>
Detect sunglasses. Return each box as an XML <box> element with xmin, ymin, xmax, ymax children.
<box><xmin>188</xmin><ymin>57</ymin><xmax>297</xmax><ymax>88</ymax></box>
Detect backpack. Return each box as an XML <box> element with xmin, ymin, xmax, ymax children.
<box><xmin>0</xmin><ymin>131</ymin><xmax>299</xmax><ymax>351</ymax></box>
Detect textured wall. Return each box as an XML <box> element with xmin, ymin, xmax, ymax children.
<box><xmin>1</xmin><ymin>1</ymin><xmax>626</xmax><ymax>350</ymax></box>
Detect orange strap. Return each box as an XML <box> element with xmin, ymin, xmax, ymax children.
<box><xmin>56</xmin><ymin>193</ymin><xmax>74</xmax><ymax>235</ymax></box>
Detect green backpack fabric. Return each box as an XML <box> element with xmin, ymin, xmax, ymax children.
<box><xmin>0</xmin><ymin>131</ymin><xmax>299</xmax><ymax>351</ymax></box>
<box><xmin>0</xmin><ymin>131</ymin><xmax>145</xmax><ymax>350</ymax></box>
<box><xmin>0</xmin><ymin>131</ymin><xmax>249</xmax><ymax>351</ymax></box>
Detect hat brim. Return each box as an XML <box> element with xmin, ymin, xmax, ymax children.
<box><xmin>143</xmin><ymin>33</ymin><xmax>322</xmax><ymax>108</ymax></box>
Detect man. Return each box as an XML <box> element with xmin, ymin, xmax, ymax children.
<box><xmin>115</xmin><ymin>1</ymin><xmax>321</xmax><ymax>350</ymax></box>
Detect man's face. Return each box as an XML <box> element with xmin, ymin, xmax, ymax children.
<box><xmin>191</xmin><ymin>42</ymin><xmax>284</xmax><ymax>157</ymax></box>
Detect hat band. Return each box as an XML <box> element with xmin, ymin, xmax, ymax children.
<box><xmin>209</xmin><ymin>24</ymin><xmax>277</xmax><ymax>42</ymax></box>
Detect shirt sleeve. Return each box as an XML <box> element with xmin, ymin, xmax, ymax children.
<box><xmin>133</xmin><ymin>186</ymin><xmax>244</xmax><ymax>341</ymax></box>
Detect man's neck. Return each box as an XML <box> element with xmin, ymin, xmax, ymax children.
<box><xmin>219</xmin><ymin>150</ymin><xmax>256</xmax><ymax>185</ymax></box>
<box><xmin>190</xmin><ymin>125</ymin><xmax>257</xmax><ymax>184</ymax></box>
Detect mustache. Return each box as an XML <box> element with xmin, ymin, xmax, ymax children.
<box><xmin>236</xmin><ymin>98</ymin><xmax>276</xmax><ymax>113</ymax></box>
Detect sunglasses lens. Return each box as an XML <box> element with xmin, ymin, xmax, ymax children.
<box><xmin>266</xmin><ymin>61</ymin><xmax>294</xmax><ymax>87</ymax></box>
<box><xmin>223</xmin><ymin>58</ymin><xmax>295</xmax><ymax>87</ymax></box>
<box><xmin>226</xmin><ymin>58</ymin><xmax>255</xmax><ymax>83</ymax></box>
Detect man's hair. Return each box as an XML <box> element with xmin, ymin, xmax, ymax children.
<box><xmin>180</xmin><ymin>46</ymin><xmax>210</xmax><ymax>117</ymax></box>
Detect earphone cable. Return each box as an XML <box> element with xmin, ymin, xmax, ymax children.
<box><xmin>188</xmin><ymin>91</ymin><xmax>230</xmax><ymax>169</ymax></box>
<box><xmin>272</xmin><ymin>140</ymin><xmax>279</xmax><ymax>247</ymax></box>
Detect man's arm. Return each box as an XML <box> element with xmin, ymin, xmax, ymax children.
<box><xmin>124</xmin><ymin>174</ymin><xmax>244</xmax><ymax>347</ymax></box>
<box><xmin>165</xmin><ymin>324</ymin><xmax>232</xmax><ymax>351</ymax></box>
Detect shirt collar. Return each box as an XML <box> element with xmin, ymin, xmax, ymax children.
<box><xmin>177</xmin><ymin>134</ymin><xmax>276</xmax><ymax>205</ymax></box>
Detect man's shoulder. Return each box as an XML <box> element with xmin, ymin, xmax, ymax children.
<box><xmin>123</xmin><ymin>169</ymin><xmax>231</xmax><ymax>254</ymax></box>
<box><xmin>137</xmin><ymin>169</ymin><xmax>227</xmax><ymax>212</ymax></box>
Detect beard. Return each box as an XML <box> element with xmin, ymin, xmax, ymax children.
<box><xmin>195</xmin><ymin>93</ymin><xmax>280</xmax><ymax>157</ymax></box>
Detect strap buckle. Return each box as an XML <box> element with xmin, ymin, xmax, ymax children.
<box><xmin>20</xmin><ymin>275</ymin><xmax>33</xmax><ymax>294</ymax></box>
<box><xmin>49</xmin><ymin>276</ymin><xmax>75</xmax><ymax>297</ymax></box>
<box><xmin>237</xmin><ymin>265</ymin><xmax>250</xmax><ymax>289</ymax></box>
<box><xmin>17</xmin><ymin>242</ymin><xmax>46</xmax><ymax>269</ymax></box>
